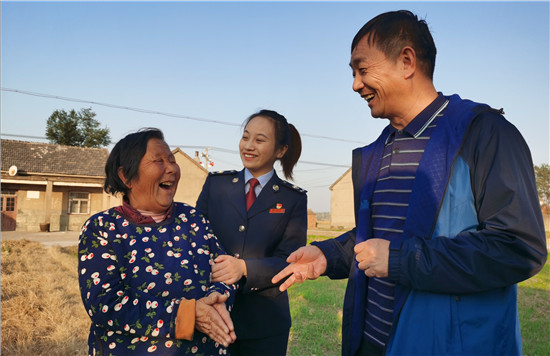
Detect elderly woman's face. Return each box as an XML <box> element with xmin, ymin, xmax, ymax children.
<box><xmin>125</xmin><ymin>138</ymin><xmax>181</xmax><ymax>213</ymax></box>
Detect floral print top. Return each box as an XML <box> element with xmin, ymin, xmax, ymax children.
<box><xmin>78</xmin><ymin>203</ymin><xmax>237</xmax><ymax>355</ymax></box>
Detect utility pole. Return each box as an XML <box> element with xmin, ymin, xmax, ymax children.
<box><xmin>200</xmin><ymin>148</ymin><xmax>214</xmax><ymax>170</ymax></box>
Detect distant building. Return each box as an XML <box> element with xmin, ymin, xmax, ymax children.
<box><xmin>1</xmin><ymin>139</ymin><xmax>120</xmax><ymax>232</ymax></box>
<box><xmin>329</xmin><ymin>167</ymin><xmax>354</xmax><ymax>229</ymax></box>
<box><xmin>307</xmin><ymin>208</ymin><xmax>317</xmax><ymax>229</ymax></box>
<box><xmin>173</xmin><ymin>149</ymin><xmax>209</xmax><ymax>206</ymax></box>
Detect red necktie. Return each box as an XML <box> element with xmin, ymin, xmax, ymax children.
<box><xmin>246</xmin><ymin>178</ymin><xmax>259</xmax><ymax>211</ymax></box>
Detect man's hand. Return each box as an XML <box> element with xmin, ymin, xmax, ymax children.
<box><xmin>354</xmin><ymin>239</ymin><xmax>390</xmax><ymax>278</ymax></box>
<box><xmin>212</xmin><ymin>255</ymin><xmax>246</xmax><ymax>285</ymax></box>
<box><xmin>195</xmin><ymin>292</ymin><xmax>236</xmax><ymax>347</ymax></box>
<box><xmin>271</xmin><ymin>245</ymin><xmax>327</xmax><ymax>292</ymax></box>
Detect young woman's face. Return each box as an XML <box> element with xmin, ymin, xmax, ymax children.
<box><xmin>122</xmin><ymin>138</ymin><xmax>181</xmax><ymax>213</ymax></box>
<box><xmin>239</xmin><ymin>116</ymin><xmax>287</xmax><ymax>177</ymax></box>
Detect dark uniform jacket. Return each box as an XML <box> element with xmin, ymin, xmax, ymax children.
<box><xmin>196</xmin><ymin>169</ymin><xmax>307</xmax><ymax>339</ymax></box>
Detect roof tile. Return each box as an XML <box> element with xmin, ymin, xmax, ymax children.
<box><xmin>1</xmin><ymin>139</ymin><xmax>108</xmax><ymax>177</ymax></box>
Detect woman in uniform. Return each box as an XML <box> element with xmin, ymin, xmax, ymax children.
<box><xmin>196</xmin><ymin>109</ymin><xmax>307</xmax><ymax>355</ymax></box>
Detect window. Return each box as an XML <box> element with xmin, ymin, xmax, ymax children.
<box><xmin>68</xmin><ymin>192</ymin><xmax>90</xmax><ymax>214</ymax></box>
<box><xmin>4</xmin><ymin>197</ymin><xmax>15</xmax><ymax>211</ymax></box>
<box><xmin>1</xmin><ymin>191</ymin><xmax>16</xmax><ymax>212</ymax></box>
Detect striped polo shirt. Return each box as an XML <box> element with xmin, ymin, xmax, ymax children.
<box><xmin>363</xmin><ymin>94</ymin><xmax>449</xmax><ymax>349</ymax></box>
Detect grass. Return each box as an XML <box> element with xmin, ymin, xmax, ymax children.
<box><xmin>517</xmin><ymin>257</ymin><xmax>550</xmax><ymax>356</ymax></box>
<box><xmin>1</xmin><ymin>237</ymin><xmax>548</xmax><ymax>356</ymax></box>
<box><xmin>1</xmin><ymin>240</ymin><xmax>89</xmax><ymax>355</ymax></box>
<box><xmin>287</xmin><ymin>277</ymin><xmax>346</xmax><ymax>356</ymax></box>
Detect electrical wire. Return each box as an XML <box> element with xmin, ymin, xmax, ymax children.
<box><xmin>1</xmin><ymin>87</ymin><xmax>368</xmax><ymax>145</ymax></box>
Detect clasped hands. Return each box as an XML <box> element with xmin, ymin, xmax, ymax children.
<box><xmin>271</xmin><ymin>238</ymin><xmax>390</xmax><ymax>291</ymax></box>
<box><xmin>195</xmin><ymin>292</ymin><xmax>235</xmax><ymax>347</ymax></box>
<box><xmin>195</xmin><ymin>255</ymin><xmax>247</xmax><ymax>347</ymax></box>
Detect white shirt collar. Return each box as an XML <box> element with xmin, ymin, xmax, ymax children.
<box><xmin>244</xmin><ymin>169</ymin><xmax>274</xmax><ymax>190</ymax></box>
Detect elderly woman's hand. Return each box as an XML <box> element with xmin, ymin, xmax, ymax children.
<box><xmin>195</xmin><ymin>292</ymin><xmax>236</xmax><ymax>347</ymax></box>
<box><xmin>212</xmin><ymin>255</ymin><xmax>247</xmax><ymax>284</ymax></box>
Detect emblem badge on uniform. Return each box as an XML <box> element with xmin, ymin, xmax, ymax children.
<box><xmin>270</xmin><ymin>203</ymin><xmax>285</xmax><ymax>214</ymax></box>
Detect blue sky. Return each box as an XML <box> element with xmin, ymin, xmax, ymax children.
<box><xmin>2</xmin><ymin>1</ymin><xmax>549</xmax><ymax>212</ymax></box>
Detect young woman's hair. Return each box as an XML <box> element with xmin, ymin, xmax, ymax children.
<box><xmin>243</xmin><ymin>109</ymin><xmax>302</xmax><ymax>180</ymax></box>
<box><xmin>104</xmin><ymin>128</ymin><xmax>164</xmax><ymax>196</ymax></box>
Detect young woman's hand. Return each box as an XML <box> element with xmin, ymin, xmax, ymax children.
<box><xmin>212</xmin><ymin>255</ymin><xmax>247</xmax><ymax>285</ymax></box>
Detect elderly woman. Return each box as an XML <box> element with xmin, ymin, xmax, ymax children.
<box><xmin>78</xmin><ymin>128</ymin><xmax>237</xmax><ymax>355</ymax></box>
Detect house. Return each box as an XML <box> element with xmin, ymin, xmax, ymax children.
<box><xmin>307</xmin><ymin>208</ymin><xmax>317</xmax><ymax>229</ymax></box>
<box><xmin>0</xmin><ymin>140</ymin><xmax>211</xmax><ymax>232</ymax></box>
<box><xmin>329</xmin><ymin>167</ymin><xmax>355</xmax><ymax>229</ymax></box>
<box><xmin>1</xmin><ymin>139</ymin><xmax>120</xmax><ymax>232</ymax></box>
<box><xmin>172</xmin><ymin>149</ymin><xmax>209</xmax><ymax>206</ymax></box>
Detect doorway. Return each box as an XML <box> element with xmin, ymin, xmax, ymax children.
<box><xmin>1</xmin><ymin>191</ymin><xmax>17</xmax><ymax>231</ymax></box>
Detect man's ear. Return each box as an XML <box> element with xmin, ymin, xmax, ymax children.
<box><xmin>118</xmin><ymin>167</ymin><xmax>131</xmax><ymax>189</ymax></box>
<box><xmin>400</xmin><ymin>46</ymin><xmax>417</xmax><ymax>79</ymax></box>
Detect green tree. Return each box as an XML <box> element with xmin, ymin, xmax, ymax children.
<box><xmin>534</xmin><ymin>163</ymin><xmax>550</xmax><ymax>205</ymax></box>
<box><xmin>45</xmin><ymin>108</ymin><xmax>111</xmax><ymax>147</ymax></box>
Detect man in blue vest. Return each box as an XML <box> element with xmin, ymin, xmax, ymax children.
<box><xmin>272</xmin><ymin>10</ymin><xmax>547</xmax><ymax>356</ymax></box>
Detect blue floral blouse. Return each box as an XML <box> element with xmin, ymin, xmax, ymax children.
<box><xmin>78</xmin><ymin>202</ymin><xmax>237</xmax><ymax>355</ymax></box>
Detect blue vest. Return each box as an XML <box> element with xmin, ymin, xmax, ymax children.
<box><xmin>344</xmin><ymin>94</ymin><xmax>522</xmax><ymax>356</ymax></box>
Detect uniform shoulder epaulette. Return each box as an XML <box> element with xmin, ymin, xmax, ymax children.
<box><xmin>209</xmin><ymin>170</ymin><xmax>238</xmax><ymax>176</ymax></box>
<box><xmin>278</xmin><ymin>179</ymin><xmax>307</xmax><ymax>194</ymax></box>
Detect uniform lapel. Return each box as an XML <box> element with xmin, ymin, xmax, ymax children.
<box><xmin>247</xmin><ymin>173</ymin><xmax>281</xmax><ymax>218</ymax></box>
<box><xmin>224</xmin><ymin>170</ymin><xmax>247</xmax><ymax>220</ymax></box>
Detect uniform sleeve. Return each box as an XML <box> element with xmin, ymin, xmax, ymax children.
<box><xmin>78</xmin><ymin>215</ymin><xmax>184</xmax><ymax>340</ymax></box>
<box><xmin>242</xmin><ymin>193</ymin><xmax>308</xmax><ymax>293</ymax></box>
<box><xmin>389</xmin><ymin>111</ymin><xmax>547</xmax><ymax>294</ymax></box>
<box><xmin>196</xmin><ymin>177</ymin><xmax>233</xmax><ymax>295</ymax></box>
<box><xmin>196</xmin><ymin>173</ymin><xmax>242</xmax><ymax>295</ymax></box>
<box><xmin>195</xmin><ymin>175</ymin><xmax>211</xmax><ymax>217</ymax></box>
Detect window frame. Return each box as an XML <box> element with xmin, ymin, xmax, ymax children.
<box><xmin>68</xmin><ymin>191</ymin><xmax>91</xmax><ymax>215</ymax></box>
<box><xmin>1</xmin><ymin>191</ymin><xmax>16</xmax><ymax>212</ymax></box>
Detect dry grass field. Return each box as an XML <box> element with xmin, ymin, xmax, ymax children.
<box><xmin>1</xmin><ymin>240</ymin><xmax>89</xmax><ymax>355</ymax></box>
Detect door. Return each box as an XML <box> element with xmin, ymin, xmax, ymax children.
<box><xmin>1</xmin><ymin>191</ymin><xmax>17</xmax><ymax>231</ymax></box>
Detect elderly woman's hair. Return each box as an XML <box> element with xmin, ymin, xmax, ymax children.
<box><xmin>104</xmin><ymin>128</ymin><xmax>165</xmax><ymax>196</ymax></box>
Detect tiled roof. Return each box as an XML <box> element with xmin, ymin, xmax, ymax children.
<box><xmin>1</xmin><ymin>139</ymin><xmax>109</xmax><ymax>177</ymax></box>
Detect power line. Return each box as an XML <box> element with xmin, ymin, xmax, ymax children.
<box><xmin>1</xmin><ymin>133</ymin><xmax>49</xmax><ymax>141</ymax></box>
<box><xmin>2</xmin><ymin>87</ymin><xmax>240</xmax><ymax>127</ymax></box>
<box><xmin>1</xmin><ymin>132</ymin><xmax>351</xmax><ymax>168</ymax></box>
<box><xmin>1</xmin><ymin>87</ymin><xmax>368</xmax><ymax>145</ymax></box>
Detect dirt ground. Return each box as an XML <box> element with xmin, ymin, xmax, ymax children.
<box><xmin>1</xmin><ymin>230</ymin><xmax>80</xmax><ymax>247</ymax></box>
